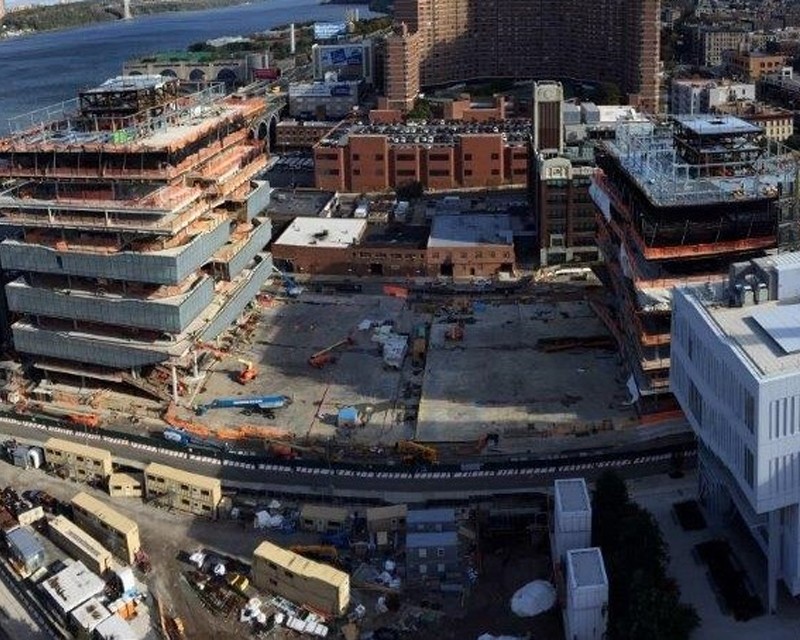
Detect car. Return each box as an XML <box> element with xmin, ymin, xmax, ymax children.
<box><xmin>473</xmin><ymin>277</ymin><xmax>492</xmax><ymax>287</ymax></box>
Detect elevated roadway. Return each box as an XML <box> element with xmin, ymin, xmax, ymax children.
<box><xmin>0</xmin><ymin>414</ymin><xmax>696</xmax><ymax>503</ymax></box>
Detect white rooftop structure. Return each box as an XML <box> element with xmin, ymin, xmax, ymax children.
<box><xmin>274</xmin><ymin>217</ymin><xmax>367</xmax><ymax>249</ymax></box>
<box><xmin>553</xmin><ymin>479</ymin><xmax>592</xmax><ymax>563</ymax></box>
<box><xmin>428</xmin><ymin>214</ymin><xmax>513</xmax><ymax>249</ymax></box>
<box><xmin>564</xmin><ymin>548</ymin><xmax>609</xmax><ymax>640</ymax></box>
<box><xmin>70</xmin><ymin>597</ymin><xmax>111</xmax><ymax>633</ymax></box>
<box><xmin>41</xmin><ymin>560</ymin><xmax>105</xmax><ymax>616</ymax></box>
<box><xmin>94</xmin><ymin>613</ymin><xmax>137</xmax><ymax>640</ymax></box>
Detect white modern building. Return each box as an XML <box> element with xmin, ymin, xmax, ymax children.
<box><xmin>564</xmin><ymin>547</ymin><xmax>609</xmax><ymax>640</ymax></box>
<box><xmin>553</xmin><ymin>478</ymin><xmax>592</xmax><ymax>563</ymax></box>
<box><xmin>671</xmin><ymin>253</ymin><xmax>800</xmax><ymax>613</ymax></box>
<box><xmin>671</xmin><ymin>78</ymin><xmax>755</xmax><ymax>115</ymax></box>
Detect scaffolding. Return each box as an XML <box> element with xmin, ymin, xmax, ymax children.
<box><xmin>608</xmin><ymin>115</ymin><xmax>799</xmax><ymax>208</ymax></box>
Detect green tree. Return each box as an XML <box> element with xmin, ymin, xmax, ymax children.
<box><xmin>407</xmin><ymin>98</ymin><xmax>433</xmax><ymax>121</ymax></box>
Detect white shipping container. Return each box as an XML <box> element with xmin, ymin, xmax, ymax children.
<box><xmin>554</xmin><ymin>479</ymin><xmax>592</xmax><ymax>560</ymax></box>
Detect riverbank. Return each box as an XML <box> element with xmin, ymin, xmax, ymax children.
<box><xmin>0</xmin><ymin>0</ymin><xmax>380</xmax><ymax>37</ymax></box>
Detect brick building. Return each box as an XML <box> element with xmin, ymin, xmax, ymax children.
<box><xmin>723</xmin><ymin>51</ymin><xmax>787</xmax><ymax>81</ymax></box>
<box><xmin>314</xmin><ymin>121</ymin><xmax>529</xmax><ymax>193</ymax></box>
<box><xmin>275</xmin><ymin>120</ymin><xmax>337</xmax><ymax>150</ymax></box>
<box><xmin>386</xmin><ymin>0</ymin><xmax>660</xmax><ymax>113</ymax></box>
<box><xmin>427</xmin><ymin>214</ymin><xmax>515</xmax><ymax>278</ymax></box>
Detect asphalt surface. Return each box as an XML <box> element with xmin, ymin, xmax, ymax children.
<box><xmin>0</xmin><ymin>415</ymin><xmax>696</xmax><ymax>503</ymax></box>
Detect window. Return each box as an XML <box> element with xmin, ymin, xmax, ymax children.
<box><xmin>688</xmin><ymin>381</ymin><xmax>703</xmax><ymax>427</ymax></box>
<box><xmin>269</xmin><ymin>578</ymin><xmax>278</xmax><ymax>586</ymax></box>
<box><xmin>491</xmin><ymin>153</ymin><xmax>499</xmax><ymax>160</ymax></box>
<box><xmin>744</xmin><ymin>448</ymin><xmax>754</xmax><ymax>488</ymax></box>
<box><xmin>352</xmin><ymin>153</ymin><xmax>360</xmax><ymax>161</ymax></box>
<box><xmin>180</xmin><ymin>484</ymin><xmax>189</xmax><ymax>491</ymax></box>
<box><xmin>429</xmin><ymin>153</ymin><xmax>449</xmax><ymax>161</ymax></box>
<box><xmin>744</xmin><ymin>393</ymin><xmax>755</xmax><ymax>433</ymax></box>
<box><xmin>418</xmin><ymin>548</ymin><xmax>428</xmax><ymax>559</ymax></box>
<box><xmin>201</xmin><ymin>489</ymin><xmax>210</xmax><ymax>497</ymax></box>
<box><xmin>491</xmin><ymin>169</ymin><xmax>500</xmax><ymax>175</ymax></box>
<box><xmin>375</xmin><ymin>154</ymin><xmax>384</xmax><ymax>161</ymax></box>
<box><xmin>464</xmin><ymin>169</ymin><xmax>473</xmax><ymax>176</ymax></box>
<box><xmin>436</xmin><ymin>547</ymin><xmax>445</xmax><ymax>557</ymax></box>
<box><xmin>268</xmin><ymin>562</ymin><xmax>278</xmax><ymax>570</ymax></box>
<box><xmin>419</xmin><ymin>564</ymin><xmax>427</xmax><ymax>575</ymax></box>
<box><xmin>437</xmin><ymin>563</ymin><xmax>445</xmax><ymax>573</ymax></box>
<box><xmin>353</xmin><ymin>169</ymin><xmax>361</xmax><ymax>175</ymax></box>
<box><xmin>464</xmin><ymin>153</ymin><xmax>473</xmax><ymax>161</ymax></box>
<box><xmin>181</xmin><ymin>499</ymin><xmax>190</xmax><ymax>506</ymax></box>
<box><xmin>429</xmin><ymin>170</ymin><xmax>450</xmax><ymax>177</ymax></box>
<box><xmin>397</xmin><ymin>153</ymin><xmax>415</xmax><ymax>161</ymax></box>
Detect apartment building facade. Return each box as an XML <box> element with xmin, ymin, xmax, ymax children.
<box><xmin>386</xmin><ymin>0</ymin><xmax>660</xmax><ymax>113</ymax></box>
<box><xmin>314</xmin><ymin>122</ymin><xmax>529</xmax><ymax>193</ymax></box>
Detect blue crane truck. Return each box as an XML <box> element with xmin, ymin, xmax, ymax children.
<box><xmin>195</xmin><ymin>395</ymin><xmax>292</xmax><ymax>416</ymax></box>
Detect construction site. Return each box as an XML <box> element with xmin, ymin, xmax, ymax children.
<box><xmin>0</xmin><ymin>75</ymin><xmax>275</xmax><ymax>428</ymax></box>
<box><xmin>590</xmin><ymin>114</ymin><xmax>800</xmax><ymax>415</ymax></box>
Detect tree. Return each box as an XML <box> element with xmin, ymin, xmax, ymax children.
<box><xmin>592</xmin><ymin>471</ymin><xmax>700</xmax><ymax>640</ymax></box>
<box><xmin>407</xmin><ymin>98</ymin><xmax>433</xmax><ymax>121</ymax></box>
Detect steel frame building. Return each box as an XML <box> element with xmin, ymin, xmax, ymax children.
<box><xmin>0</xmin><ymin>76</ymin><xmax>273</xmax><ymax>401</ymax></box>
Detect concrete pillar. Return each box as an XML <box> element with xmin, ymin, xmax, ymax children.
<box><xmin>289</xmin><ymin>24</ymin><xmax>296</xmax><ymax>55</ymax></box>
<box><xmin>768</xmin><ymin>509</ymin><xmax>780</xmax><ymax>614</ymax></box>
<box><xmin>171</xmin><ymin>365</ymin><xmax>179</xmax><ymax>404</ymax></box>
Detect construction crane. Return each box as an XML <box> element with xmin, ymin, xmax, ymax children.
<box><xmin>288</xmin><ymin>545</ymin><xmax>339</xmax><ymax>561</ymax></box>
<box><xmin>395</xmin><ymin>440</ymin><xmax>439</xmax><ymax>465</ymax></box>
<box><xmin>308</xmin><ymin>337</ymin><xmax>355</xmax><ymax>368</ymax></box>
<box><xmin>195</xmin><ymin>395</ymin><xmax>292</xmax><ymax>416</ymax></box>
<box><xmin>236</xmin><ymin>359</ymin><xmax>258</xmax><ymax>385</ymax></box>
<box><xmin>271</xmin><ymin>265</ymin><xmax>303</xmax><ymax>298</ymax></box>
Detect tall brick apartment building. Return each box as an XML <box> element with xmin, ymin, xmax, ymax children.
<box><xmin>385</xmin><ymin>0</ymin><xmax>660</xmax><ymax>113</ymax></box>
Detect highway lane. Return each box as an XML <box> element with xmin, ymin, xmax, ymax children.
<box><xmin>0</xmin><ymin>415</ymin><xmax>696</xmax><ymax>502</ymax></box>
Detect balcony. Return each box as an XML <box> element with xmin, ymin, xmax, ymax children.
<box><xmin>0</xmin><ymin>220</ymin><xmax>230</xmax><ymax>285</ymax></box>
<box><xmin>6</xmin><ymin>275</ymin><xmax>214</xmax><ymax>333</ymax></box>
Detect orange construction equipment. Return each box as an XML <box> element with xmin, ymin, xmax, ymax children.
<box><xmin>194</xmin><ymin>341</ymin><xmax>228</xmax><ymax>359</ymax></box>
<box><xmin>236</xmin><ymin>359</ymin><xmax>258</xmax><ymax>384</ymax></box>
<box><xmin>68</xmin><ymin>414</ymin><xmax>101</xmax><ymax>429</ymax></box>
<box><xmin>308</xmin><ymin>337</ymin><xmax>354</xmax><ymax>368</ymax></box>
<box><xmin>395</xmin><ymin>440</ymin><xmax>438</xmax><ymax>465</ymax></box>
<box><xmin>164</xmin><ymin>404</ymin><xmax>293</xmax><ymax>445</ymax></box>
<box><xmin>288</xmin><ymin>545</ymin><xmax>339</xmax><ymax>561</ymax></box>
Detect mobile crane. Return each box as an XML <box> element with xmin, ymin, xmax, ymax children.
<box><xmin>195</xmin><ymin>395</ymin><xmax>292</xmax><ymax>416</ymax></box>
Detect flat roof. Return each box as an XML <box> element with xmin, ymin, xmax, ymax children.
<box><xmin>44</xmin><ymin>438</ymin><xmax>112</xmax><ymax>462</ymax></box>
<box><xmin>752</xmin><ymin>306</ymin><xmax>800</xmax><ymax>354</ymax></box>
<box><xmin>693</xmin><ymin>296</ymin><xmax>800</xmax><ymax>378</ymax></box>
<box><xmin>366</xmin><ymin>504</ymin><xmax>407</xmax><ymax>522</ymax></box>
<box><xmin>49</xmin><ymin>516</ymin><xmax>112</xmax><ymax>564</ymax></box>
<box><xmin>274</xmin><ymin>217</ymin><xmax>367</xmax><ymax>248</ymax></box>
<box><xmin>7</xmin><ymin>526</ymin><xmax>44</xmax><ymax>560</ymax></box>
<box><xmin>407</xmin><ymin>507</ymin><xmax>455</xmax><ymax>524</ymax></box>
<box><xmin>82</xmin><ymin>75</ymin><xmax>172</xmax><ymax>94</ymax></box>
<box><xmin>94</xmin><ymin>613</ymin><xmax>137</xmax><ymax>640</ymax></box>
<box><xmin>145</xmin><ymin>462</ymin><xmax>221</xmax><ymax>492</ymax></box>
<box><xmin>300</xmin><ymin>504</ymin><xmax>349</xmax><ymax>520</ymax></box>
<box><xmin>555</xmin><ymin>478</ymin><xmax>591</xmax><ymax>513</ymax></box>
<box><xmin>428</xmin><ymin>214</ymin><xmax>513</xmax><ymax>249</ymax></box>
<box><xmin>41</xmin><ymin>560</ymin><xmax>105</xmax><ymax>614</ymax></box>
<box><xmin>673</xmin><ymin>114</ymin><xmax>762</xmax><ymax>136</ymax></box>
<box><xmin>254</xmin><ymin>541</ymin><xmax>349</xmax><ymax>587</ymax></box>
<box><xmin>70</xmin><ymin>597</ymin><xmax>110</xmax><ymax>631</ymax></box>
<box><xmin>71</xmin><ymin>493</ymin><xmax>138</xmax><ymax>536</ymax></box>
<box><xmin>567</xmin><ymin>548</ymin><xmax>608</xmax><ymax>588</ymax></box>
<box><xmin>406</xmin><ymin>531</ymin><xmax>458</xmax><ymax>548</ymax></box>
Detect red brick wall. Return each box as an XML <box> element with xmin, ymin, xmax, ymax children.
<box><xmin>458</xmin><ymin>135</ymin><xmax>505</xmax><ymax>188</ymax></box>
<box><xmin>349</xmin><ymin>135</ymin><xmax>390</xmax><ymax>193</ymax></box>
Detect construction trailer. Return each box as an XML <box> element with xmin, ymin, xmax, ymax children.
<box><xmin>47</xmin><ymin>515</ymin><xmax>113</xmax><ymax>577</ymax></box>
<box><xmin>0</xmin><ymin>75</ymin><xmax>274</xmax><ymax>404</ymax></box>
<box><xmin>144</xmin><ymin>462</ymin><xmax>222</xmax><ymax>518</ymax></box>
<box><xmin>43</xmin><ymin>438</ymin><xmax>112</xmax><ymax>484</ymax></box>
<box><xmin>6</xmin><ymin>526</ymin><xmax>46</xmax><ymax>576</ymax></box>
<box><xmin>71</xmin><ymin>492</ymin><xmax>141</xmax><ymax>565</ymax></box>
<box><xmin>106</xmin><ymin>472</ymin><xmax>144</xmax><ymax>499</ymax></box>
<box><xmin>251</xmin><ymin>540</ymin><xmax>350</xmax><ymax>616</ymax></box>
<box><xmin>299</xmin><ymin>504</ymin><xmax>349</xmax><ymax>534</ymax></box>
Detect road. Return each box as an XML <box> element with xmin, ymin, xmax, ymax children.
<box><xmin>0</xmin><ymin>415</ymin><xmax>696</xmax><ymax>503</ymax></box>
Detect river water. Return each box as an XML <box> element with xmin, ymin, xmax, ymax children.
<box><xmin>0</xmin><ymin>0</ymin><xmax>375</xmax><ymax>128</ymax></box>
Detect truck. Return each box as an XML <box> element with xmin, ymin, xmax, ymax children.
<box><xmin>163</xmin><ymin>428</ymin><xmax>229</xmax><ymax>453</ymax></box>
<box><xmin>195</xmin><ymin>395</ymin><xmax>292</xmax><ymax>416</ymax></box>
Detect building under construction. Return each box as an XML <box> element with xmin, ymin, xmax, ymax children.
<box><xmin>590</xmin><ymin>114</ymin><xmax>800</xmax><ymax>413</ymax></box>
<box><xmin>0</xmin><ymin>76</ymin><xmax>273</xmax><ymax>402</ymax></box>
